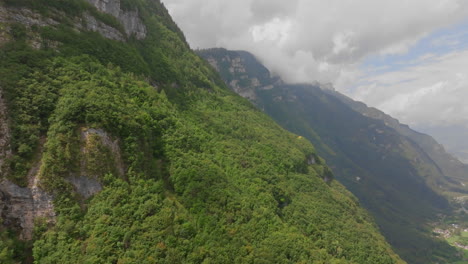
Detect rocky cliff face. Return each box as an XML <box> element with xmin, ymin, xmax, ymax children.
<box><xmin>85</xmin><ymin>0</ymin><xmax>147</xmax><ymax>40</ymax></box>
<box><xmin>0</xmin><ymin>0</ymin><xmax>139</xmax><ymax>240</ymax></box>
<box><xmin>206</xmin><ymin>55</ymin><xmax>258</xmax><ymax>100</ymax></box>
<box><xmin>81</xmin><ymin>12</ymin><xmax>126</xmax><ymax>41</ymax></box>
<box><xmin>0</xmin><ymin>125</ymin><xmax>126</xmax><ymax>240</ymax></box>
<box><xmin>199</xmin><ymin>48</ymin><xmax>280</xmax><ymax>102</ymax></box>
<box><xmin>0</xmin><ymin>5</ymin><xmax>59</xmax><ymax>48</ymax></box>
<box><xmin>67</xmin><ymin>128</ymin><xmax>125</xmax><ymax>199</ymax></box>
<box><xmin>0</xmin><ymin>151</ymin><xmax>55</xmax><ymax>240</ymax></box>
<box><xmin>119</xmin><ymin>9</ymin><xmax>147</xmax><ymax>39</ymax></box>
<box><xmin>0</xmin><ymin>5</ymin><xmax>59</xmax><ymax>28</ymax></box>
<box><xmin>0</xmin><ymin>90</ymin><xmax>56</xmax><ymax>240</ymax></box>
<box><xmin>86</xmin><ymin>0</ymin><xmax>121</xmax><ymax>17</ymax></box>
<box><xmin>0</xmin><ymin>0</ymin><xmax>146</xmax><ymax>47</ymax></box>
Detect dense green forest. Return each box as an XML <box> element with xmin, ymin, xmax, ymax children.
<box><xmin>198</xmin><ymin>48</ymin><xmax>467</xmax><ymax>264</ymax></box>
<box><xmin>0</xmin><ymin>0</ymin><xmax>405</xmax><ymax>263</ymax></box>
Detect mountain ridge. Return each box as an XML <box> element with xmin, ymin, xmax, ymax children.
<box><xmin>198</xmin><ymin>47</ymin><xmax>467</xmax><ymax>263</ymax></box>
<box><xmin>325</xmin><ymin>88</ymin><xmax>468</xmax><ymax>191</ymax></box>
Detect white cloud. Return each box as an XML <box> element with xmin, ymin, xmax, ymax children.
<box><xmin>162</xmin><ymin>0</ymin><xmax>468</xmax><ymax>130</ymax></box>
<box><xmin>333</xmin><ymin>31</ymin><xmax>356</xmax><ymax>55</ymax></box>
<box><xmin>250</xmin><ymin>18</ymin><xmax>292</xmax><ymax>45</ymax></box>
<box><xmin>163</xmin><ymin>0</ymin><xmax>468</xmax><ymax>84</ymax></box>
<box><xmin>352</xmin><ymin>50</ymin><xmax>468</xmax><ymax>127</ymax></box>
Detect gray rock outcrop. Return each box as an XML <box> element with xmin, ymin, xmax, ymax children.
<box><xmin>86</xmin><ymin>0</ymin><xmax>121</xmax><ymax>18</ymax></box>
<box><xmin>0</xmin><ymin>6</ymin><xmax>59</xmax><ymax>47</ymax></box>
<box><xmin>67</xmin><ymin>176</ymin><xmax>102</xmax><ymax>200</ymax></box>
<box><xmin>85</xmin><ymin>0</ymin><xmax>147</xmax><ymax>40</ymax></box>
<box><xmin>66</xmin><ymin>128</ymin><xmax>125</xmax><ymax>199</ymax></box>
<box><xmin>0</xmin><ymin>0</ymin><xmax>147</xmax><ymax>47</ymax></box>
<box><xmin>0</xmin><ymin>6</ymin><xmax>59</xmax><ymax>28</ymax></box>
<box><xmin>119</xmin><ymin>9</ymin><xmax>147</xmax><ymax>39</ymax></box>
<box><xmin>83</xmin><ymin>12</ymin><xmax>125</xmax><ymax>41</ymax></box>
<box><xmin>0</xmin><ymin>162</ymin><xmax>55</xmax><ymax>240</ymax></box>
<box><xmin>81</xmin><ymin>128</ymin><xmax>125</xmax><ymax>177</ymax></box>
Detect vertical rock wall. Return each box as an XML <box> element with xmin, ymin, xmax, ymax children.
<box><xmin>86</xmin><ymin>0</ymin><xmax>121</xmax><ymax>17</ymax></box>
<box><xmin>0</xmin><ymin>175</ymin><xmax>56</xmax><ymax>240</ymax></box>
<box><xmin>0</xmin><ymin>97</ymin><xmax>55</xmax><ymax>238</ymax></box>
<box><xmin>85</xmin><ymin>0</ymin><xmax>147</xmax><ymax>39</ymax></box>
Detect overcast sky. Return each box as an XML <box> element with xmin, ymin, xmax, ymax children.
<box><xmin>162</xmin><ymin>0</ymin><xmax>468</xmax><ymax>131</ymax></box>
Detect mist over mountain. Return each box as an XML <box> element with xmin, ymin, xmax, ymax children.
<box><xmin>416</xmin><ymin>124</ymin><xmax>468</xmax><ymax>164</ymax></box>
<box><xmin>198</xmin><ymin>48</ymin><xmax>468</xmax><ymax>264</ymax></box>
<box><xmin>165</xmin><ymin>0</ymin><xmax>468</xmax><ymax>174</ymax></box>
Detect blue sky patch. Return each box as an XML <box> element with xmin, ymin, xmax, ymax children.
<box><xmin>360</xmin><ymin>18</ymin><xmax>468</xmax><ymax>76</ymax></box>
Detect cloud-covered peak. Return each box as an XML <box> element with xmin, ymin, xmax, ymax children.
<box><xmin>163</xmin><ymin>0</ymin><xmax>468</xmax><ymax>134</ymax></box>
<box><xmin>164</xmin><ymin>0</ymin><xmax>467</xmax><ymax>82</ymax></box>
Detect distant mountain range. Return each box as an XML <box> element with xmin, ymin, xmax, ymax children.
<box><xmin>198</xmin><ymin>48</ymin><xmax>468</xmax><ymax>264</ymax></box>
<box><xmin>416</xmin><ymin>124</ymin><xmax>468</xmax><ymax>164</ymax></box>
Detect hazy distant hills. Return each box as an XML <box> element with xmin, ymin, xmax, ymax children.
<box><xmin>417</xmin><ymin>124</ymin><xmax>468</xmax><ymax>164</ymax></box>
<box><xmin>198</xmin><ymin>48</ymin><xmax>468</xmax><ymax>264</ymax></box>
<box><xmin>325</xmin><ymin>89</ymin><xmax>468</xmax><ymax>191</ymax></box>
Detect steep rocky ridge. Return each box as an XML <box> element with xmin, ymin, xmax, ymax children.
<box><xmin>0</xmin><ymin>0</ymin><xmax>146</xmax><ymax>45</ymax></box>
<box><xmin>0</xmin><ymin>138</ymin><xmax>55</xmax><ymax>240</ymax></box>
<box><xmin>1</xmin><ymin>87</ymin><xmax>56</xmax><ymax>242</ymax></box>
<box><xmin>80</xmin><ymin>12</ymin><xmax>125</xmax><ymax>41</ymax></box>
<box><xmin>85</xmin><ymin>0</ymin><xmax>147</xmax><ymax>39</ymax></box>
<box><xmin>326</xmin><ymin>90</ymin><xmax>468</xmax><ymax>191</ymax></box>
<box><xmin>201</xmin><ymin>49</ymin><xmax>281</xmax><ymax>101</ymax></box>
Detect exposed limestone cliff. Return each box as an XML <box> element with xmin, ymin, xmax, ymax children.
<box><xmin>214</xmin><ymin>55</ymin><xmax>259</xmax><ymax>100</ymax></box>
<box><xmin>206</xmin><ymin>57</ymin><xmax>219</xmax><ymax>71</ymax></box>
<box><xmin>199</xmin><ymin>48</ymin><xmax>283</xmax><ymax>103</ymax></box>
<box><xmin>0</xmin><ymin>6</ymin><xmax>59</xmax><ymax>28</ymax></box>
<box><xmin>0</xmin><ymin>116</ymin><xmax>55</xmax><ymax>241</ymax></box>
<box><xmin>0</xmin><ymin>126</ymin><xmax>125</xmax><ymax>239</ymax></box>
<box><xmin>0</xmin><ymin>0</ymin><xmax>146</xmax><ymax>47</ymax></box>
<box><xmin>67</xmin><ymin>128</ymin><xmax>125</xmax><ymax>199</ymax></box>
<box><xmin>82</xmin><ymin>128</ymin><xmax>125</xmax><ymax>177</ymax></box>
<box><xmin>0</xmin><ymin>5</ymin><xmax>59</xmax><ymax>48</ymax></box>
<box><xmin>0</xmin><ymin>1</ymin><xmax>137</xmax><ymax>240</ymax></box>
<box><xmin>0</xmin><ymin>179</ymin><xmax>55</xmax><ymax>240</ymax></box>
<box><xmin>85</xmin><ymin>0</ymin><xmax>147</xmax><ymax>40</ymax></box>
<box><xmin>0</xmin><ymin>159</ymin><xmax>55</xmax><ymax>240</ymax></box>
<box><xmin>119</xmin><ymin>9</ymin><xmax>147</xmax><ymax>39</ymax></box>
<box><xmin>86</xmin><ymin>0</ymin><xmax>121</xmax><ymax>18</ymax></box>
<box><xmin>67</xmin><ymin>176</ymin><xmax>102</xmax><ymax>200</ymax></box>
<box><xmin>82</xmin><ymin>12</ymin><xmax>125</xmax><ymax>41</ymax></box>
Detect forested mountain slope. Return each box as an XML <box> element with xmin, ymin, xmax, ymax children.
<box><xmin>0</xmin><ymin>0</ymin><xmax>404</xmax><ymax>263</ymax></box>
<box><xmin>326</xmin><ymin>89</ymin><xmax>468</xmax><ymax>192</ymax></box>
<box><xmin>198</xmin><ymin>48</ymin><xmax>467</xmax><ymax>264</ymax></box>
